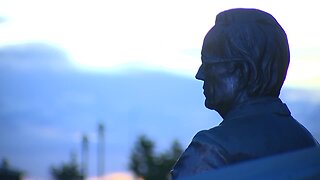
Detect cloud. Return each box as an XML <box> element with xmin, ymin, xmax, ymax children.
<box><xmin>0</xmin><ymin>43</ymin><xmax>72</xmax><ymax>72</ymax></box>
<box><xmin>280</xmin><ymin>88</ymin><xmax>320</xmax><ymax>104</ymax></box>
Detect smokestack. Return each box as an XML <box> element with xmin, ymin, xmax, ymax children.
<box><xmin>97</xmin><ymin>123</ymin><xmax>105</xmax><ymax>178</ymax></box>
<box><xmin>81</xmin><ymin>134</ymin><xmax>89</xmax><ymax>179</ymax></box>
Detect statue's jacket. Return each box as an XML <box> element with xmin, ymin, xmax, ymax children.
<box><xmin>171</xmin><ymin>97</ymin><xmax>319</xmax><ymax>179</ymax></box>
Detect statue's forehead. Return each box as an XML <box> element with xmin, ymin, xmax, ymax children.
<box><xmin>201</xmin><ymin>26</ymin><xmax>224</xmax><ymax>58</ymax></box>
<box><xmin>203</xmin><ymin>27</ymin><xmax>218</xmax><ymax>45</ymax></box>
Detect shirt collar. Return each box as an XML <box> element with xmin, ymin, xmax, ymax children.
<box><xmin>222</xmin><ymin>97</ymin><xmax>291</xmax><ymax>123</ymax></box>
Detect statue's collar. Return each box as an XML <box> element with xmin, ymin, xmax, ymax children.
<box><xmin>222</xmin><ymin>97</ymin><xmax>291</xmax><ymax>123</ymax></box>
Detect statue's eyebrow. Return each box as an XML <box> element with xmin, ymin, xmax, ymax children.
<box><xmin>201</xmin><ymin>55</ymin><xmax>243</xmax><ymax>64</ymax></box>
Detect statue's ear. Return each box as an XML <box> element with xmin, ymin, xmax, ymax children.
<box><xmin>233</xmin><ymin>62</ymin><xmax>251</xmax><ymax>90</ymax></box>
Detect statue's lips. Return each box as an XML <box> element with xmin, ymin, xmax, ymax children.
<box><xmin>202</xmin><ymin>86</ymin><xmax>208</xmax><ymax>97</ymax></box>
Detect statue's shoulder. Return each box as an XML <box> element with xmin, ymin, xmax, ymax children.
<box><xmin>192</xmin><ymin>128</ymin><xmax>230</xmax><ymax>148</ymax></box>
<box><xmin>171</xmin><ymin>129</ymin><xmax>230</xmax><ymax>178</ymax></box>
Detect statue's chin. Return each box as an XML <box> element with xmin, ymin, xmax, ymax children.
<box><xmin>204</xmin><ymin>99</ymin><xmax>216</xmax><ymax>110</ymax></box>
<box><xmin>205</xmin><ymin>99</ymin><xmax>225</xmax><ymax>117</ymax></box>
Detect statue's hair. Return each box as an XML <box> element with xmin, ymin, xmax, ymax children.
<box><xmin>206</xmin><ymin>8</ymin><xmax>290</xmax><ymax>97</ymax></box>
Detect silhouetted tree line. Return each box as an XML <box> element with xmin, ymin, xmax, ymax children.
<box><xmin>50</xmin><ymin>124</ymin><xmax>103</xmax><ymax>180</ymax></box>
<box><xmin>50</xmin><ymin>134</ymin><xmax>182</xmax><ymax>180</ymax></box>
<box><xmin>129</xmin><ymin>135</ymin><xmax>183</xmax><ymax>180</ymax></box>
<box><xmin>50</xmin><ymin>152</ymin><xmax>84</xmax><ymax>180</ymax></box>
<box><xmin>0</xmin><ymin>159</ymin><xmax>23</xmax><ymax>180</ymax></box>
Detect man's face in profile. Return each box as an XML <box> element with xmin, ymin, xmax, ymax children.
<box><xmin>196</xmin><ymin>37</ymin><xmax>241</xmax><ymax>115</ymax></box>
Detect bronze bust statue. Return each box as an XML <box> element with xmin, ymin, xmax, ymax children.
<box><xmin>171</xmin><ymin>8</ymin><xmax>319</xmax><ymax>179</ymax></box>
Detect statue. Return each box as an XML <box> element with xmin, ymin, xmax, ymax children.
<box><xmin>171</xmin><ymin>8</ymin><xmax>319</xmax><ymax>179</ymax></box>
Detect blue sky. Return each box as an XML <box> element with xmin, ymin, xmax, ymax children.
<box><xmin>0</xmin><ymin>0</ymin><xmax>320</xmax><ymax>179</ymax></box>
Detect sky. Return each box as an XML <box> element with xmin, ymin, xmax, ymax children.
<box><xmin>0</xmin><ymin>0</ymin><xmax>320</xmax><ymax>179</ymax></box>
<box><xmin>0</xmin><ymin>0</ymin><xmax>319</xmax><ymax>88</ymax></box>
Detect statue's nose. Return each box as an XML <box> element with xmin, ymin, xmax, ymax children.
<box><xmin>195</xmin><ymin>65</ymin><xmax>205</xmax><ymax>81</ymax></box>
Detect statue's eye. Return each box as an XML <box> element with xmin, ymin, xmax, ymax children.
<box><xmin>203</xmin><ymin>63</ymin><xmax>213</xmax><ymax>72</ymax></box>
